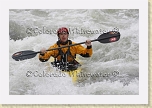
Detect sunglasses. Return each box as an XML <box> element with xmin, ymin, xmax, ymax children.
<box><xmin>59</xmin><ymin>32</ymin><xmax>68</xmax><ymax>35</ymax></box>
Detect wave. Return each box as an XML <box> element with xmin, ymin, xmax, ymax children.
<box><xmin>9</xmin><ymin>9</ymin><xmax>139</xmax><ymax>95</ymax></box>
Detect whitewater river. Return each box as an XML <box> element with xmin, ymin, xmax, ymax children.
<box><xmin>9</xmin><ymin>9</ymin><xmax>139</xmax><ymax>95</ymax></box>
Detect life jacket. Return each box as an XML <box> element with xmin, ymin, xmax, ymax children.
<box><xmin>54</xmin><ymin>40</ymin><xmax>75</xmax><ymax>62</ymax></box>
<box><xmin>51</xmin><ymin>40</ymin><xmax>81</xmax><ymax>71</ymax></box>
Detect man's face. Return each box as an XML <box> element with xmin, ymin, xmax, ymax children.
<box><xmin>58</xmin><ymin>32</ymin><xmax>68</xmax><ymax>42</ymax></box>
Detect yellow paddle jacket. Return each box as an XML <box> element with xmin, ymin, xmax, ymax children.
<box><xmin>39</xmin><ymin>40</ymin><xmax>92</xmax><ymax>62</ymax></box>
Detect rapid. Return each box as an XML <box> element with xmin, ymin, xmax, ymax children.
<box><xmin>9</xmin><ymin>9</ymin><xmax>139</xmax><ymax>95</ymax></box>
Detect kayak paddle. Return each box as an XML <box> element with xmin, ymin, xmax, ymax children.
<box><xmin>12</xmin><ymin>31</ymin><xmax>120</xmax><ymax>61</ymax></box>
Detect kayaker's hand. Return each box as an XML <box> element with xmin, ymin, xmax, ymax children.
<box><xmin>85</xmin><ymin>39</ymin><xmax>92</xmax><ymax>46</ymax></box>
<box><xmin>40</xmin><ymin>48</ymin><xmax>47</xmax><ymax>55</ymax></box>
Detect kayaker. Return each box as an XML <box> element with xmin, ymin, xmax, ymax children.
<box><xmin>39</xmin><ymin>27</ymin><xmax>92</xmax><ymax>71</ymax></box>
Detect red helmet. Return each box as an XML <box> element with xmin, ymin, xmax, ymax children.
<box><xmin>57</xmin><ymin>27</ymin><xmax>69</xmax><ymax>36</ymax></box>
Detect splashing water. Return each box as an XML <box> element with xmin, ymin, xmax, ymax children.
<box><xmin>9</xmin><ymin>9</ymin><xmax>139</xmax><ymax>95</ymax></box>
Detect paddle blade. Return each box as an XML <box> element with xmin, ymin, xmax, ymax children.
<box><xmin>12</xmin><ymin>50</ymin><xmax>38</xmax><ymax>61</ymax></box>
<box><xmin>98</xmin><ymin>31</ymin><xmax>120</xmax><ymax>43</ymax></box>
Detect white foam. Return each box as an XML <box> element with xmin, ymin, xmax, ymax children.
<box><xmin>9</xmin><ymin>9</ymin><xmax>139</xmax><ymax>95</ymax></box>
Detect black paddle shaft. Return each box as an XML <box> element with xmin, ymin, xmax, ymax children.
<box><xmin>46</xmin><ymin>31</ymin><xmax>120</xmax><ymax>51</ymax></box>
<box><xmin>12</xmin><ymin>31</ymin><xmax>120</xmax><ymax>61</ymax></box>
